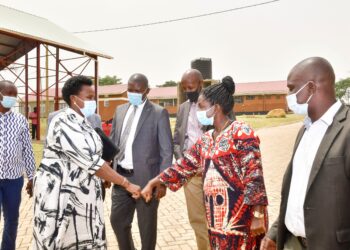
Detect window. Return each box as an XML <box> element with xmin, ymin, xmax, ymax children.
<box><xmin>104</xmin><ymin>100</ymin><xmax>110</xmax><ymax>107</ymax></box>
<box><xmin>276</xmin><ymin>95</ymin><xmax>281</xmax><ymax>99</ymax></box>
<box><xmin>258</xmin><ymin>96</ymin><xmax>263</xmax><ymax>100</ymax></box>
<box><xmin>246</xmin><ymin>95</ymin><xmax>255</xmax><ymax>100</ymax></box>
<box><xmin>234</xmin><ymin>96</ymin><xmax>243</xmax><ymax>104</ymax></box>
<box><xmin>159</xmin><ymin>99</ymin><xmax>176</xmax><ymax>107</ymax></box>
<box><xmin>265</xmin><ymin>95</ymin><xmax>271</xmax><ymax>99</ymax></box>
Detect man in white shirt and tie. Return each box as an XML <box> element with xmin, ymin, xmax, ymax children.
<box><xmin>109</xmin><ymin>73</ymin><xmax>173</xmax><ymax>250</ymax></box>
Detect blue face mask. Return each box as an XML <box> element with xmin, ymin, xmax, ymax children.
<box><xmin>196</xmin><ymin>106</ymin><xmax>214</xmax><ymax>126</ymax></box>
<box><xmin>0</xmin><ymin>93</ymin><xmax>17</xmax><ymax>109</ymax></box>
<box><xmin>75</xmin><ymin>96</ymin><xmax>96</xmax><ymax>118</ymax></box>
<box><xmin>128</xmin><ymin>92</ymin><xmax>144</xmax><ymax>106</ymax></box>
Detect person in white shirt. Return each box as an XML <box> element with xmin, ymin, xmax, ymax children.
<box><xmin>0</xmin><ymin>80</ymin><xmax>35</xmax><ymax>250</ymax></box>
<box><xmin>261</xmin><ymin>57</ymin><xmax>350</xmax><ymax>250</ymax></box>
<box><xmin>109</xmin><ymin>73</ymin><xmax>173</xmax><ymax>250</ymax></box>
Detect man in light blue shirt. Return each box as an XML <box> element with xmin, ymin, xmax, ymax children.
<box><xmin>0</xmin><ymin>80</ymin><xmax>35</xmax><ymax>250</ymax></box>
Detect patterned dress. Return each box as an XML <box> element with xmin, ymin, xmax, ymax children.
<box><xmin>33</xmin><ymin>108</ymin><xmax>106</xmax><ymax>250</ymax></box>
<box><xmin>160</xmin><ymin>121</ymin><xmax>268</xmax><ymax>250</ymax></box>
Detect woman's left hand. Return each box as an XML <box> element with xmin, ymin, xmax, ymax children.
<box><xmin>250</xmin><ymin>217</ymin><xmax>266</xmax><ymax>237</ymax></box>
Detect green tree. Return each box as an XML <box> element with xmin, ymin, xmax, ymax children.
<box><xmin>156</xmin><ymin>80</ymin><xmax>178</xmax><ymax>87</ymax></box>
<box><xmin>335</xmin><ymin>77</ymin><xmax>350</xmax><ymax>100</ymax></box>
<box><xmin>99</xmin><ymin>75</ymin><xmax>122</xmax><ymax>86</ymax></box>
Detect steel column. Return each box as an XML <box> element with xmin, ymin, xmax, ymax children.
<box><xmin>55</xmin><ymin>47</ymin><xmax>59</xmax><ymax>111</ymax></box>
<box><xmin>36</xmin><ymin>44</ymin><xmax>41</xmax><ymax>140</ymax></box>
<box><xmin>25</xmin><ymin>53</ymin><xmax>28</xmax><ymax>118</ymax></box>
<box><xmin>94</xmin><ymin>59</ymin><xmax>98</xmax><ymax>113</ymax></box>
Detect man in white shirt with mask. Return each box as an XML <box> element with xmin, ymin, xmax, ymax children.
<box><xmin>109</xmin><ymin>73</ymin><xmax>173</xmax><ymax>250</ymax></box>
<box><xmin>261</xmin><ymin>57</ymin><xmax>350</xmax><ymax>250</ymax></box>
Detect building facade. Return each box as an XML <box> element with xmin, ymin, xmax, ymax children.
<box><xmin>22</xmin><ymin>80</ymin><xmax>288</xmax><ymax>121</ymax></box>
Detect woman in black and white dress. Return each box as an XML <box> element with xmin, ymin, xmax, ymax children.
<box><xmin>33</xmin><ymin>76</ymin><xmax>141</xmax><ymax>250</ymax></box>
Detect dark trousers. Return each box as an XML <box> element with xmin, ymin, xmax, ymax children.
<box><xmin>31</xmin><ymin>124</ymin><xmax>37</xmax><ymax>140</ymax></box>
<box><xmin>0</xmin><ymin>177</ymin><xmax>24</xmax><ymax>250</ymax></box>
<box><xmin>110</xmin><ymin>185</ymin><xmax>159</xmax><ymax>250</ymax></box>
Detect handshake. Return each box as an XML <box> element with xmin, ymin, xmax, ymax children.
<box><xmin>121</xmin><ymin>176</ymin><xmax>166</xmax><ymax>202</ymax></box>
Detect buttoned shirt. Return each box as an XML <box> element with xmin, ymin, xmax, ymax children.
<box><xmin>285</xmin><ymin>100</ymin><xmax>342</xmax><ymax>237</ymax></box>
<box><xmin>184</xmin><ymin>102</ymin><xmax>203</xmax><ymax>150</ymax></box>
<box><xmin>118</xmin><ymin>101</ymin><xmax>146</xmax><ymax>170</ymax></box>
<box><xmin>0</xmin><ymin>110</ymin><xmax>36</xmax><ymax>180</ymax></box>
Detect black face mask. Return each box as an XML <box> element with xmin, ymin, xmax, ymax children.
<box><xmin>185</xmin><ymin>91</ymin><xmax>200</xmax><ymax>103</ymax></box>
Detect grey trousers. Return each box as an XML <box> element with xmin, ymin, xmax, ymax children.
<box><xmin>110</xmin><ymin>185</ymin><xmax>159</xmax><ymax>250</ymax></box>
<box><xmin>284</xmin><ymin>235</ymin><xmax>307</xmax><ymax>250</ymax></box>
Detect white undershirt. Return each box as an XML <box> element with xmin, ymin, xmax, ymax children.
<box><xmin>118</xmin><ymin>100</ymin><xmax>146</xmax><ymax>169</ymax></box>
<box><xmin>285</xmin><ymin>100</ymin><xmax>341</xmax><ymax>237</ymax></box>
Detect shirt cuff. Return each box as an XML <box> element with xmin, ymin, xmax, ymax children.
<box><xmin>26</xmin><ymin>168</ymin><xmax>35</xmax><ymax>180</ymax></box>
<box><xmin>27</xmin><ymin>174</ymin><xmax>34</xmax><ymax>180</ymax></box>
<box><xmin>159</xmin><ymin>170</ymin><xmax>183</xmax><ymax>192</ymax></box>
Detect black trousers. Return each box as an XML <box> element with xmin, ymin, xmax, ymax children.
<box><xmin>32</xmin><ymin>124</ymin><xmax>37</xmax><ymax>140</ymax></box>
<box><xmin>110</xmin><ymin>185</ymin><xmax>159</xmax><ymax>250</ymax></box>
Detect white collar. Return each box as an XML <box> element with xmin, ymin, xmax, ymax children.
<box><xmin>304</xmin><ymin>100</ymin><xmax>342</xmax><ymax>128</ymax></box>
<box><xmin>132</xmin><ymin>99</ymin><xmax>147</xmax><ymax>109</ymax></box>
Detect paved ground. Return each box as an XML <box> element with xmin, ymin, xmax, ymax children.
<box><xmin>1</xmin><ymin>122</ymin><xmax>302</xmax><ymax>249</ymax></box>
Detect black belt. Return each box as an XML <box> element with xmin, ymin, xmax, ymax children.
<box><xmin>297</xmin><ymin>236</ymin><xmax>308</xmax><ymax>248</ymax></box>
<box><xmin>116</xmin><ymin>165</ymin><xmax>134</xmax><ymax>176</ymax></box>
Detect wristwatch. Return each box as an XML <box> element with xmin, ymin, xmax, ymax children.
<box><xmin>253</xmin><ymin>210</ymin><xmax>264</xmax><ymax>219</ymax></box>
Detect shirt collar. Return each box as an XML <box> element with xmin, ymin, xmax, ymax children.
<box><xmin>132</xmin><ymin>99</ymin><xmax>147</xmax><ymax>109</ymax></box>
<box><xmin>303</xmin><ymin>116</ymin><xmax>312</xmax><ymax>129</ymax></box>
<box><xmin>304</xmin><ymin>100</ymin><xmax>342</xmax><ymax>128</ymax></box>
<box><xmin>0</xmin><ymin>109</ymin><xmax>13</xmax><ymax>116</ymax></box>
<box><xmin>139</xmin><ymin>99</ymin><xmax>147</xmax><ymax>108</ymax></box>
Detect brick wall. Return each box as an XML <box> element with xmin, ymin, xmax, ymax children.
<box><xmin>234</xmin><ymin>94</ymin><xmax>287</xmax><ymax>114</ymax></box>
<box><xmin>150</xmin><ymin>99</ymin><xmax>177</xmax><ymax>116</ymax></box>
<box><xmin>23</xmin><ymin>93</ymin><xmax>287</xmax><ymax>121</ymax></box>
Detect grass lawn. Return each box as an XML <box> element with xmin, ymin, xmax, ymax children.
<box><xmin>237</xmin><ymin>114</ymin><xmax>304</xmax><ymax>130</ymax></box>
<box><xmin>33</xmin><ymin>114</ymin><xmax>303</xmax><ymax>166</ymax></box>
<box><xmin>170</xmin><ymin>114</ymin><xmax>303</xmax><ymax>131</ymax></box>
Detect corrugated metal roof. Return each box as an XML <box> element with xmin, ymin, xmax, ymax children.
<box><xmin>235</xmin><ymin>81</ymin><xmax>287</xmax><ymax>95</ymax></box>
<box><xmin>0</xmin><ymin>4</ymin><xmax>112</xmax><ymax>60</ymax></box>
<box><xmin>24</xmin><ymin>84</ymin><xmax>176</xmax><ymax>102</ymax></box>
<box><xmin>23</xmin><ymin>81</ymin><xmax>288</xmax><ymax>102</ymax></box>
<box><xmin>98</xmin><ymin>84</ymin><xmax>128</xmax><ymax>95</ymax></box>
<box><xmin>148</xmin><ymin>86</ymin><xmax>177</xmax><ymax>99</ymax></box>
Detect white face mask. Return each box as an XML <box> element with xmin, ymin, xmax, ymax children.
<box><xmin>74</xmin><ymin>96</ymin><xmax>96</xmax><ymax>117</ymax></box>
<box><xmin>196</xmin><ymin>106</ymin><xmax>215</xmax><ymax>126</ymax></box>
<box><xmin>286</xmin><ymin>82</ymin><xmax>313</xmax><ymax>115</ymax></box>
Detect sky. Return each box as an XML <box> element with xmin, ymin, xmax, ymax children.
<box><xmin>1</xmin><ymin>0</ymin><xmax>350</xmax><ymax>86</ymax></box>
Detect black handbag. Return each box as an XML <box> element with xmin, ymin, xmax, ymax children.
<box><xmin>94</xmin><ymin>127</ymin><xmax>119</xmax><ymax>162</ymax></box>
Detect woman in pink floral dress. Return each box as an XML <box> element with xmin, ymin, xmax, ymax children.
<box><xmin>142</xmin><ymin>76</ymin><xmax>268</xmax><ymax>250</ymax></box>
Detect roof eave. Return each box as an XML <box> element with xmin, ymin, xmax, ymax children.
<box><xmin>0</xmin><ymin>28</ymin><xmax>113</xmax><ymax>59</ymax></box>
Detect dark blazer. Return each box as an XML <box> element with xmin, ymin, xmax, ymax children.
<box><xmin>110</xmin><ymin>100</ymin><xmax>173</xmax><ymax>188</ymax></box>
<box><xmin>173</xmin><ymin>100</ymin><xmax>236</xmax><ymax>160</ymax></box>
<box><xmin>267</xmin><ymin>104</ymin><xmax>350</xmax><ymax>250</ymax></box>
